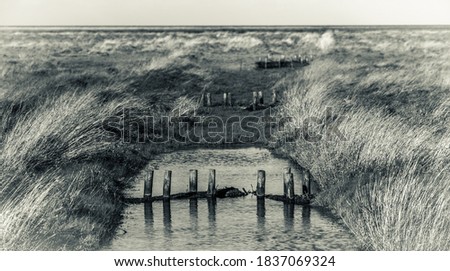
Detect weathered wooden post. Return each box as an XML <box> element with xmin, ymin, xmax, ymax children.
<box><xmin>256</xmin><ymin>170</ymin><xmax>266</xmax><ymax>198</ymax></box>
<box><xmin>207</xmin><ymin>169</ymin><xmax>216</xmax><ymax>197</ymax></box>
<box><xmin>227</xmin><ymin>92</ymin><xmax>232</xmax><ymax>106</ymax></box>
<box><xmin>302</xmin><ymin>170</ymin><xmax>312</xmax><ymax>196</ymax></box>
<box><xmin>258</xmin><ymin>91</ymin><xmax>264</xmax><ymax>105</ymax></box>
<box><xmin>286</xmin><ymin>173</ymin><xmax>295</xmax><ymax>200</ymax></box>
<box><xmin>206</xmin><ymin>92</ymin><xmax>211</xmax><ymax>107</ymax></box>
<box><xmin>144</xmin><ymin>170</ymin><xmax>154</xmax><ymax>200</ymax></box>
<box><xmin>264</xmin><ymin>57</ymin><xmax>268</xmax><ymax>69</ymax></box>
<box><xmin>252</xmin><ymin>91</ymin><xmax>258</xmax><ymax>110</ymax></box>
<box><xmin>189</xmin><ymin>169</ymin><xmax>198</xmax><ymax>193</ymax></box>
<box><xmin>283</xmin><ymin>167</ymin><xmax>291</xmax><ymax>197</ymax></box>
<box><xmin>163</xmin><ymin>170</ymin><xmax>172</xmax><ymax>199</ymax></box>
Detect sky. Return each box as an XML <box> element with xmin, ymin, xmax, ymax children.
<box><xmin>0</xmin><ymin>0</ymin><xmax>449</xmax><ymax>26</ymax></box>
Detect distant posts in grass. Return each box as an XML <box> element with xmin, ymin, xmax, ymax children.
<box><xmin>271</xmin><ymin>89</ymin><xmax>277</xmax><ymax>104</ymax></box>
<box><xmin>258</xmin><ymin>91</ymin><xmax>264</xmax><ymax>105</ymax></box>
<box><xmin>207</xmin><ymin>169</ymin><xmax>216</xmax><ymax>197</ymax></box>
<box><xmin>144</xmin><ymin>170</ymin><xmax>154</xmax><ymax>200</ymax></box>
<box><xmin>252</xmin><ymin>91</ymin><xmax>258</xmax><ymax>110</ymax></box>
<box><xmin>256</xmin><ymin>170</ymin><xmax>266</xmax><ymax>198</ymax></box>
<box><xmin>205</xmin><ymin>92</ymin><xmax>211</xmax><ymax>107</ymax></box>
<box><xmin>223</xmin><ymin>92</ymin><xmax>232</xmax><ymax>107</ymax></box>
<box><xmin>163</xmin><ymin>170</ymin><xmax>172</xmax><ymax>199</ymax></box>
<box><xmin>189</xmin><ymin>169</ymin><xmax>198</xmax><ymax>193</ymax></box>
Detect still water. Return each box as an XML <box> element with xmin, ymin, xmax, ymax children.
<box><xmin>105</xmin><ymin>147</ymin><xmax>358</xmax><ymax>250</ymax></box>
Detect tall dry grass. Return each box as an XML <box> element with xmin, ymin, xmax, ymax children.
<box><xmin>274</xmin><ymin>59</ymin><xmax>450</xmax><ymax>250</ymax></box>
<box><xmin>0</xmin><ymin>84</ymin><xmax>165</xmax><ymax>249</ymax></box>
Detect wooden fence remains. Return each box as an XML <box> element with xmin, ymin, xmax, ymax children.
<box><xmin>125</xmin><ymin>167</ymin><xmax>313</xmax><ymax>205</ymax></box>
<box><xmin>202</xmin><ymin>90</ymin><xmax>276</xmax><ymax>111</ymax></box>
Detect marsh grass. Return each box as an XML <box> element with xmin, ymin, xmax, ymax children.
<box><xmin>274</xmin><ymin>58</ymin><xmax>450</xmax><ymax>250</ymax></box>
<box><xmin>1</xmin><ymin>27</ymin><xmax>449</xmax><ymax>250</ymax></box>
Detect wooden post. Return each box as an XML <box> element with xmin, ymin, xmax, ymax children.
<box><xmin>252</xmin><ymin>91</ymin><xmax>258</xmax><ymax>110</ymax></box>
<box><xmin>302</xmin><ymin>170</ymin><xmax>312</xmax><ymax>196</ymax></box>
<box><xmin>144</xmin><ymin>170</ymin><xmax>154</xmax><ymax>200</ymax></box>
<box><xmin>301</xmin><ymin>170</ymin><xmax>307</xmax><ymax>195</ymax></box>
<box><xmin>227</xmin><ymin>92</ymin><xmax>232</xmax><ymax>106</ymax></box>
<box><xmin>256</xmin><ymin>170</ymin><xmax>266</xmax><ymax>198</ymax></box>
<box><xmin>206</xmin><ymin>92</ymin><xmax>211</xmax><ymax>107</ymax></box>
<box><xmin>258</xmin><ymin>91</ymin><xmax>264</xmax><ymax>105</ymax></box>
<box><xmin>207</xmin><ymin>169</ymin><xmax>216</xmax><ymax>197</ymax></box>
<box><xmin>189</xmin><ymin>169</ymin><xmax>198</xmax><ymax>193</ymax></box>
<box><xmin>271</xmin><ymin>89</ymin><xmax>277</xmax><ymax>104</ymax></box>
<box><xmin>283</xmin><ymin>167</ymin><xmax>291</xmax><ymax>197</ymax></box>
<box><xmin>223</xmin><ymin>92</ymin><xmax>228</xmax><ymax>107</ymax></box>
<box><xmin>163</xmin><ymin>170</ymin><xmax>172</xmax><ymax>199</ymax></box>
<box><xmin>286</xmin><ymin>173</ymin><xmax>295</xmax><ymax>200</ymax></box>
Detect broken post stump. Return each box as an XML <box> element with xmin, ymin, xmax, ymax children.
<box><xmin>302</xmin><ymin>170</ymin><xmax>312</xmax><ymax>196</ymax></box>
<box><xmin>207</xmin><ymin>169</ymin><xmax>216</xmax><ymax>197</ymax></box>
<box><xmin>283</xmin><ymin>167</ymin><xmax>291</xmax><ymax>197</ymax></box>
<box><xmin>163</xmin><ymin>170</ymin><xmax>172</xmax><ymax>199</ymax></box>
<box><xmin>144</xmin><ymin>170</ymin><xmax>154</xmax><ymax>200</ymax></box>
<box><xmin>256</xmin><ymin>170</ymin><xmax>266</xmax><ymax>198</ymax></box>
<box><xmin>286</xmin><ymin>173</ymin><xmax>295</xmax><ymax>200</ymax></box>
<box><xmin>189</xmin><ymin>169</ymin><xmax>198</xmax><ymax>193</ymax></box>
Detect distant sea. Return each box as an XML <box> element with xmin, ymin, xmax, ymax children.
<box><xmin>1</xmin><ymin>25</ymin><xmax>449</xmax><ymax>33</ymax></box>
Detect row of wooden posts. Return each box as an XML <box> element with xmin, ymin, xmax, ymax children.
<box><xmin>202</xmin><ymin>90</ymin><xmax>277</xmax><ymax>108</ymax></box>
<box><xmin>142</xmin><ymin>167</ymin><xmax>312</xmax><ymax>200</ymax></box>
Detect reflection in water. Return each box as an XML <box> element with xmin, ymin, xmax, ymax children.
<box><xmin>284</xmin><ymin>203</ymin><xmax>294</xmax><ymax>231</ymax></box>
<box><xmin>256</xmin><ymin>198</ymin><xmax>265</xmax><ymax>218</ymax></box>
<box><xmin>207</xmin><ymin>197</ymin><xmax>217</xmax><ymax>224</ymax></box>
<box><xmin>207</xmin><ymin>197</ymin><xmax>217</xmax><ymax>240</ymax></box>
<box><xmin>189</xmin><ymin>199</ymin><xmax>198</xmax><ymax>219</ymax></box>
<box><xmin>108</xmin><ymin>148</ymin><xmax>358</xmax><ymax>250</ymax></box>
<box><xmin>163</xmin><ymin>199</ymin><xmax>172</xmax><ymax>237</ymax></box>
<box><xmin>189</xmin><ymin>199</ymin><xmax>198</xmax><ymax>233</ymax></box>
<box><xmin>302</xmin><ymin>205</ymin><xmax>311</xmax><ymax>225</ymax></box>
<box><xmin>144</xmin><ymin>202</ymin><xmax>153</xmax><ymax>234</ymax></box>
<box><xmin>256</xmin><ymin>198</ymin><xmax>266</xmax><ymax>243</ymax></box>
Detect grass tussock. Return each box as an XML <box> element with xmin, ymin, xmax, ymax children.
<box><xmin>274</xmin><ymin>59</ymin><xmax>450</xmax><ymax>250</ymax></box>
<box><xmin>0</xmin><ymin>85</ymin><xmax>164</xmax><ymax>250</ymax></box>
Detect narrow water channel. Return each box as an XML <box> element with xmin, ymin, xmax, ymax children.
<box><xmin>104</xmin><ymin>147</ymin><xmax>358</xmax><ymax>250</ymax></box>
